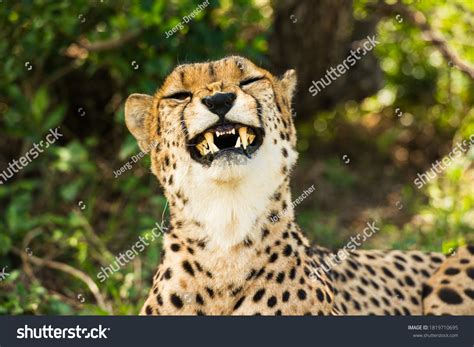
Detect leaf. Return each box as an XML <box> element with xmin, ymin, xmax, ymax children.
<box><xmin>0</xmin><ymin>232</ymin><xmax>12</xmax><ymax>255</ymax></box>
<box><xmin>31</xmin><ymin>87</ymin><xmax>50</xmax><ymax>124</ymax></box>
<box><xmin>41</xmin><ymin>104</ymin><xmax>65</xmax><ymax>133</ymax></box>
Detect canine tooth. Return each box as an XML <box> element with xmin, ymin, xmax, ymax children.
<box><xmin>216</xmin><ymin>131</ymin><xmax>221</xmax><ymax>137</ymax></box>
<box><xmin>239</xmin><ymin>127</ymin><xmax>248</xmax><ymax>149</ymax></box>
<box><xmin>196</xmin><ymin>142</ymin><xmax>208</xmax><ymax>156</ymax></box>
<box><xmin>231</xmin><ymin>128</ymin><xmax>235</xmax><ymax>135</ymax></box>
<box><xmin>248</xmin><ymin>134</ymin><xmax>256</xmax><ymax>144</ymax></box>
<box><xmin>210</xmin><ymin>143</ymin><xmax>220</xmax><ymax>153</ymax></box>
<box><xmin>204</xmin><ymin>132</ymin><xmax>214</xmax><ymax>145</ymax></box>
<box><xmin>235</xmin><ymin>136</ymin><xmax>241</xmax><ymax>148</ymax></box>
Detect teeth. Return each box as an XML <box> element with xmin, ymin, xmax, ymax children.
<box><xmin>204</xmin><ymin>132</ymin><xmax>220</xmax><ymax>153</ymax></box>
<box><xmin>238</xmin><ymin>127</ymin><xmax>248</xmax><ymax>149</ymax></box>
<box><xmin>204</xmin><ymin>131</ymin><xmax>214</xmax><ymax>145</ymax></box>
<box><xmin>196</xmin><ymin>126</ymin><xmax>256</xmax><ymax>156</ymax></box>
<box><xmin>235</xmin><ymin>136</ymin><xmax>241</xmax><ymax>148</ymax></box>
<box><xmin>210</xmin><ymin>143</ymin><xmax>219</xmax><ymax>153</ymax></box>
<box><xmin>196</xmin><ymin>141</ymin><xmax>209</xmax><ymax>156</ymax></box>
<box><xmin>248</xmin><ymin>134</ymin><xmax>255</xmax><ymax>144</ymax></box>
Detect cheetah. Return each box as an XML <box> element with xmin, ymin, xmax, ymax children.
<box><xmin>124</xmin><ymin>56</ymin><xmax>474</xmax><ymax>315</ymax></box>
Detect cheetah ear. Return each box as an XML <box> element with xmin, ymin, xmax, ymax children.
<box><xmin>125</xmin><ymin>93</ymin><xmax>153</xmax><ymax>151</ymax></box>
<box><xmin>280</xmin><ymin>69</ymin><xmax>297</xmax><ymax>101</ymax></box>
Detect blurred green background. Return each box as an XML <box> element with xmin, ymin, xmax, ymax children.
<box><xmin>0</xmin><ymin>0</ymin><xmax>473</xmax><ymax>315</ymax></box>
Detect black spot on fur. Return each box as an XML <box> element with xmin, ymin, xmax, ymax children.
<box><xmin>269</xmin><ymin>253</ymin><xmax>279</xmax><ymax>263</ymax></box>
<box><xmin>382</xmin><ymin>267</ymin><xmax>395</xmax><ymax>278</ymax></box>
<box><xmin>289</xmin><ymin>267</ymin><xmax>296</xmax><ymax>280</ymax></box>
<box><xmin>316</xmin><ymin>288</ymin><xmax>324</xmax><ymax>302</ymax></box>
<box><xmin>404</xmin><ymin>275</ymin><xmax>415</xmax><ymax>287</ymax></box>
<box><xmin>231</xmin><ymin>286</ymin><xmax>243</xmax><ymax>297</ymax></box>
<box><xmin>246</xmin><ymin>269</ymin><xmax>256</xmax><ymax>280</ymax></box>
<box><xmin>170</xmin><ymin>243</ymin><xmax>181</xmax><ymax>252</ymax></box>
<box><xmin>233</xmin><ymin>296</ymin><xmax>246</xmax><ymax>311</ymax></box>
<box><xmin>253</xmin><ymin>289</ymin><xmax>266</xmax><ymax>302</ymax></box>
<box><xmin>464</xmin><ymin>289</ymin><xmax>474</xmax><ymax>299</ymax></box>
<box><xmin>205</xmin><ymin>287</ymin><xmax>214</xmax><ymax>298</ymax></box>
<box><xmin>182</xmin><ymin>261</ymin><xmax>195</xmax><ymax>277</ymax></box>
<box><xmin>394</xmin><ymin>255</ymin><xmax>407</xmax><ymax>263</ymax></box>
<box><xmin>164</xmin><ymin>268</ymin><xmax>172</xmax><ymax>280</ymax></box>
<box><xmin>370</xmin><ymin>297</ymin><xmax>380</xmax><ymax>307</ymax></box>
<box><xmin>394</xmin><ymin>262</ymin><xmax>405</xmax><ymax>271</ymax></box>
<box><xmin>365</xmin><ymin>264</ymin><xmax>376</xmax><ymax>276</ymax></box>
<box><xmin>276</xmin><ymin>272</ymin><xmax>285</xmax><ymax>283</ymax></box>
<box><xmin>421</xmin><ymin>269</ymin><xmax>431</xmax><ymax>278</ymax></box>
<box><xmin>208</xmin><ymin>63</ymin><xmax>216</xmax><ymax>79</ymax></box>
<box><xmin>283</xmin><ymin>244</ymin><xmax>293</xmax><ymax>257</ymax></box>
<box><xmin>444</xmin><ymin>267</ymin><xmax>460</xmax><ymax>275</ymax></box>
<box><xmin>194</xmin><ymin>261</ymin><xmax>203</xmax><ymax>272</ymax></box>
<box><xmin>297</xmin><ymin>289</ymin><xmax>307</xmax><ymax>300</ymax></box>
<box><xmin>438</xmin><ymin>288</ymin><xmax>463</xmax><ymax>304</ymax></box>
<box><xmin>430</xmin><ymin>256</ymin><xmax>443</xmax><ymax>263</ymax></box>
<box><xmin>411</xmin><ymin>254</ymin><xmax>424</xmax><ymax>262</ymax></box>
<box><xmin>196</xmin><ymin>293</ymin><xmax>204</xmax><ymax>305</ymax></box>
<box><xmin>170</xmin><ymin>294</ymin><xmax>183</xmax><ymax>309</ymax></box>
<box><xmin>394</xmin><ymin>288</ymin><xmax>404</xmax><ymax>300</ymax></box>
<box><xmin>255</xmin><ymin>267</ymin><xmax>265</xmax><ymax>279</ymax></box>
<box><xmin>267</xmin><ymin>296</ymin><xmax>277</xmax><ymax>308</ymax></box>
<box><xmin>466</xmin><ymin>267</ymin><xmax>474</xmax><ymax>280</ymax></box>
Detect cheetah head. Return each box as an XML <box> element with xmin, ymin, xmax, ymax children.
<box><xmin>125</xmin><ymin>56</ymin><xmax>298</xmax><ymax>248</ymax></box>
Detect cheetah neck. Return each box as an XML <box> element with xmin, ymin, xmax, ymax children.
<box><xmin>167</xmin><ymin>179</ymin><xmax>296</xmax><ymax>251</ymax></box>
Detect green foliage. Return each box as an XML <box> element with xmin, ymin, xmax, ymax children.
<box><xmin>0</xmin><ymin>0</ymin><xmax>266</xmax><ymax>314</ymax></box>
<box><xmin>0</xmin><ymin>0</ymin><xmax>473</xmax><ymax>315</ymax></box>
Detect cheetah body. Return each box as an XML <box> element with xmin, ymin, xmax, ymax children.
<box><xmin>125</xmin><ymin>56</ymin><xmax>474</xmax><ymax>316</ymax></box>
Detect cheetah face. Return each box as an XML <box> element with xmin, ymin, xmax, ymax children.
<box><xmin>125</xmin><ymin>56</ymin><xmax>298</xmax><ymax>248</ymax></box>
<box><xmin>125</xmin><ymin>56</ymin><xmax>297</xmax><ymax>185</ymax></box>
<box><xmin>161</xmin><ymin>59</ymin><xmax>274</xmax><ymax>174</ymax></box>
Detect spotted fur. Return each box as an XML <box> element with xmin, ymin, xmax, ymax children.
<box><xmin>125</xmin><ymin>56</ymin><xmax>473</xmax><ymax>316</ymax></box>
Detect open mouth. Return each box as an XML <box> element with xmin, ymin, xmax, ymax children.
<box><xmin>189</xmin><ymin>123</ymin><xmax>264</xmax><ymax>165</ymax></box>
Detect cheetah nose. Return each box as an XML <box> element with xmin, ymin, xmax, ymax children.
<box><xmin>201</xmin><ymin>92</ymin><xmax>236</xmax><ymax>119</ymax></box>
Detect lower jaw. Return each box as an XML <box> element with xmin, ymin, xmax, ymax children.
<box><xmin>193</xmin><ymin>147</ymin><xmax>260</xmax><ymax>166</ymax></box>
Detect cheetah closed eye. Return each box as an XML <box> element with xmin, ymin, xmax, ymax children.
<box><xmin>124</xmin><ymin>56</ymin><xmax>474</xmax><ymax>316</ymax></box>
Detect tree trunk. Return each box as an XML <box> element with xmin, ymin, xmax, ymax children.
<box><xmin>269</xmin><ymin>0</ymin><xmax>383</xmax><ymax>120</ymax></box>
